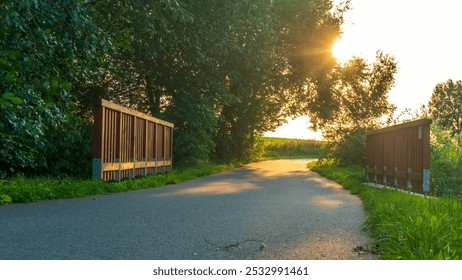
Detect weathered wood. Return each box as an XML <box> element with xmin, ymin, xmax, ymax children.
<box><xmin>366</xmin><ymin>119</ymin><xmax>432</xmax><ymax>135</ymax></box>
<box><xmin>101</xmin><ymin>99</ymin><xmax>173</xmax><ymax>127</ymax></box>
<box><xmin>93</xmin><ymin>99</ymin><xmax>174</xmax><ymax>181</ymax></box>
<box><xmin>366</xmin><ymin>118</ymin><xmax>432</xmax><ymax>193</ymax></box>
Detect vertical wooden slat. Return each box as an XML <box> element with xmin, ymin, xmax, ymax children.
<box><xmin>144</xmin><ymin>119</ymin><xmax>148</xmax><ymax>176</ymax></box>
<box><xmin>132</xmin><ymin>116</ymin><xmax>136</xmax><ymax>178</ymax></box>
<box><xmin>154</xmin><ymin>123</ymin><xmax>158</xmax><ymax>175</ymax></box>
<box><xmin>170</xmin><ymin>128</ymin><xmax>173</xmax><ymax>171</ymax></box>
<box><xmin>163</xmin><ymin>125</ymin><xmax>167</xmax><ymax>173</ymax></box>
<box><xmin>117</xmin><ymin>111</ymin><xmax>123</xmax><ymax>181</ymax></box>
<box><xmin>103</xmin><ymin>109</ymin><xmax>107</xmax><ymax>164</ymax></box>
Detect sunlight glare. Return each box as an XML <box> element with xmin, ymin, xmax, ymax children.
<box><xmin>332</xmin><ymin>38</ymin><xmax>356</xmax><ymax>63</ymax></box>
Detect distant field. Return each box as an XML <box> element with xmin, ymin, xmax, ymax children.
<box><xmin>259</xmin><ymin>136</ymin><xmax>325</xmax><ymax>159</ymax></box>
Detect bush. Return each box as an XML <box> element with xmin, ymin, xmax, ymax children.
<box><xmin>322</xmin><ymin>129</ymin><xmax>366</xmax><ymax>165</ymax></box>
<box><xmin>430</xmin><ymin>124</ymin><xmax>462</xmax><ymax>196</ymax></box>
<box><xmin>41</xmin><ymin>118</ymin><xmax>93</xmax><ymax>179</ymax></box>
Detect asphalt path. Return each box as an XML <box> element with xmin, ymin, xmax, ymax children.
<box><xmin>0</xmin><ymin>159</ymin><xmax>375</xmax><ymax>260</ymax></box>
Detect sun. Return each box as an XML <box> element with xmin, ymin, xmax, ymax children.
<box><xmin>332</xmin><ymin>38</ymin><xmax>356</xmax><ymax>63</ymax></box>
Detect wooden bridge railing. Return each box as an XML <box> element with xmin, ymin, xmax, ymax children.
<box><xmin>366</xmin><ymin>119</ymin><xmax>432</xmax><ymax>193</ymax></box>
<box><xmin>92</xmin><ymin>99</ymin><xmax>174</xmax><ymax>181</ymax></box>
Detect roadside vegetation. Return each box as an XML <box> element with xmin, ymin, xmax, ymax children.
<box><xmin>309</xmin><ymin>161</ymin><xmax>462</xmax><ymax>260</ymax></box>
<box><xmin>0</xmin><ymin>163</ymin><xmax>241</xmax><ymax>204</ymax></box>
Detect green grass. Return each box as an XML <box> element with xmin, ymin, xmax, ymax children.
<box><xmin>308</xmin><ymin>160</ymin><xmax>462</xmax><ymax>260</ymax></box>
<box><xmin>0</xmin><ymin>137</ymin><xmax>325</xmax><ymax>205</ymax></box>
<box><xmin>258</xmin><ymin>136</ymin><xmax>325</xmax><ymax>159</ymax></box>
<box><xmin>0</xmin><ymin>162</ymin><xmax>240</xmax><ymax>204</ymax></box>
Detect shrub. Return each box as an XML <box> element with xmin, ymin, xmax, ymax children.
<box><xmin>322</xmin><ymin>128</ymin><xmax>366</xmax><ymax>165</ymax></box>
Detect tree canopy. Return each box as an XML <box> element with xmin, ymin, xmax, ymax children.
<box><xmin>429</xmin><ymin>79</ymin><xmax>462</xmax><ymax>138</ymax></box>
<box><xmin>1</xmin><ymin>0</ymin><xmax>399</xmax><ymax>177</ymax></box>
<box><xmin>311</xmin><ymin>52</ymin><xmax>398</xmax><ymax>164</ymax></box>
<box><xmin>0</xmin><ymin>0</ymin><xmax>108</xmax><ymax>175</ymax></box>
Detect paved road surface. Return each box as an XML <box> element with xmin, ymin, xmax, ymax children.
<box><xmin>0</xmin><ymin>159</ymin><xmax>374</xmax><ymax>259</ymax></box>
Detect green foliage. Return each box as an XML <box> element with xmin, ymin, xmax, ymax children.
<box><xmin>430</xmin><ymin>124</ymin><xmax>462</xmax><ymax>196</ymax></box>
<box><xmin>314</xmin><ymin>52</ymin><xmax>398</xmax><ymax>165</ymax></box>
<box><xmin>310</xmin><ymin>161</ymin><xmax>462</xmax><ymax>260</ymax></box>
<box><xmin>427</xmin><ymin>80</ymin><xmax>462</xmax><ymax>197</ymax></box>
<box><xmin>1</xmin><ymin>0</ymin><xmax>351</xmax><ymax>175</ymax></box>
<box><xmin>324</xmin><ymin>128</ymin><xmax>367</xmax><ymax>165</ymax></box>
<box><xmin>0</xmin><ymin>0</ymin><xmax>108</xmax><ymax>174</ymax></box>
<box><xmin>213</xmin><ymin>0</ymin><xmax>346</xmax><ymax>162</ymax></box>
<box><xmin>165</xmin><ymin>95</ymin><xmax>217</xmax><ymax>165</ymax></box>
<box><xmin>41</xmin><ymin>120</ymin><xmax>93</xmax><ymax>178</ymax></box>
<box><xmin>429</xmin><ymin>79</ymin><xmax>462</xmax><ymax>137</ymax></box>
<box><xmin>0</xmin><ymin>162</ymin><xmax>240</xmax><ymax>203</ymax></box>
<box><xmin>0</xmin><ymin>193</ymin><xmax>13</xmax><ymax>204</ymax></box>
<box><xmin>87</xmin><ymin>0</ymin><xmax>219</xmax><ymax>165</ymax></box>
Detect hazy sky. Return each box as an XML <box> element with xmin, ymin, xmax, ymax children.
<box><xmin>266</xmin><ymin>0</ymin><xmax>462</xmax><ymax>139</ymax></box>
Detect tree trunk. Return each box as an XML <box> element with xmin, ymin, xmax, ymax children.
<box><xmin>146</xmin><ymin>76</ymin><xmax>161</xmax><ymax>116</ymax></box>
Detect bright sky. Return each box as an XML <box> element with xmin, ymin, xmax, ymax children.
<box><xmin>265</xmin><ymin>0</ymin><xmax>462</xmax><ymax>140</ymax></box>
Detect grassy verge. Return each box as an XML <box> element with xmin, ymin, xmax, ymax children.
<box><xmin>308</xmin><ymin>160</ymin><xmax>462</xmax><ymax>260</ymax></box>
<box><xmin>0</xmin><ymin>162</ymin><xmax>240</xmax><ymax>204</ymax></box>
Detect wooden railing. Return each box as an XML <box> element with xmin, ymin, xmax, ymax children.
<box><xmin>366</xmin><ymin>119</ymin><xmax>432</xmax><ymax>193</ymax></box>
<box><xmin>92</xmin><ymin>99</ymin><xmax>174</xmax><ymax>181</ymax></box>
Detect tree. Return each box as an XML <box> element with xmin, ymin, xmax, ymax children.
<box><xmin>0</xmin><ymin>0</ymin><xmax>109</xmax><ymax>176</ymax></box>
<box><xmin>0</xmin><ymin>0</ymin><xmax>359</xmax><ymax>176</ymax></box>
<box><xmin>429</xmin><ymin>79</ymin><xmax>462</xmax><ymax>138</ymax></box>
<box><xmin>315</xmin><ymin>52</ymin><xmax>398</xmax><ymax>164</ymax></box>
<box><xmin>213</xmin><ymin>0</ymin><xmax>347</xmax><ymax>162</ymax></box>
<box><xmin>89</xmin><ymin>0</ymin><xmax>348</xmax><ymax>164</ymax></box>
<box><xmin>87</xmin><ymin>0</ymin><xmax>228</xmax><ymax>165</ymax></box>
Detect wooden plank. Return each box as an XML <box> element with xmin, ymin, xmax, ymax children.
<box><xmin>384</xmin><ymin>169</ymin><xmax>394</xmax><ymax>177</ymax></box>
<box><xmin>101</xmin><ymin>99</ymin><xmax>174</xmax><ymax>128</ymax></box>
<box><xmin>366</xmin><ymin>119</ymin><xmax>432</xmax><ymax>135</ymax></box>
<box><xmin>144</xmin><ymin>119</ymin><xmax>148</xmax><ymax>176</ymax></box>
<box><xmin>103</xmin><ymin>160</ymin><xmax>173</xmax><ymax>171</ymax></box>
<box><xmin>395</xmin><ymin>171</ymin><xmax>408</xmax><ymax>179</ymax></box>
<box><xmin>408</xmin><ymin>172</ymin><xmax>422</xmax><ymax>180</ymax></box>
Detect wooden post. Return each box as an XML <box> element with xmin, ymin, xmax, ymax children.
<box><xmin>163</xmin><ymin>125</ymin><xmax>167</xmax><ymax>174</ymax></box>
<box><xmin>170</xmin><ymin>127</ymin><xmax>173</xmax><ymax>172</ymax></box>
<box><xmin>144</xmin><ymin>119</ymin><xmax>148</xmax><ymax>176</ymax></box>
<box><xmin>374</xmin><ymin>165</ymin><xmax>378</xmax><ymax>185</ymax></box>
<box><xmin>154</xmin><ymin>123</ymin><xmax>158</xmax><ymax>175</ymax></box>
<box><xmin>383</xmin><ymin>165</ymin><xmax>387</xmax><ymax>185</ymax></box>
<box><xmin>394</xmin><ymin>166</ymin><xmax>398</xmax><ymax>186</ymax></box>
<box><xmin>131</xmin><ymin>116</ymin><xmax>136</xmax><ymax>178</ymax></box>
<box><xmin>407</xmin><ymin>167</ymin><xmax>412</xmax><ymax>189</ymax></box>
<box><xmin>92</xmin><ymin>106</ymin><xmax>104</xmax><ymax>180</ymax></box>
<box><xmin>365</xmin><ymin>165</ymin><xmax>369</xmax><ymax>181</ymax></box>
